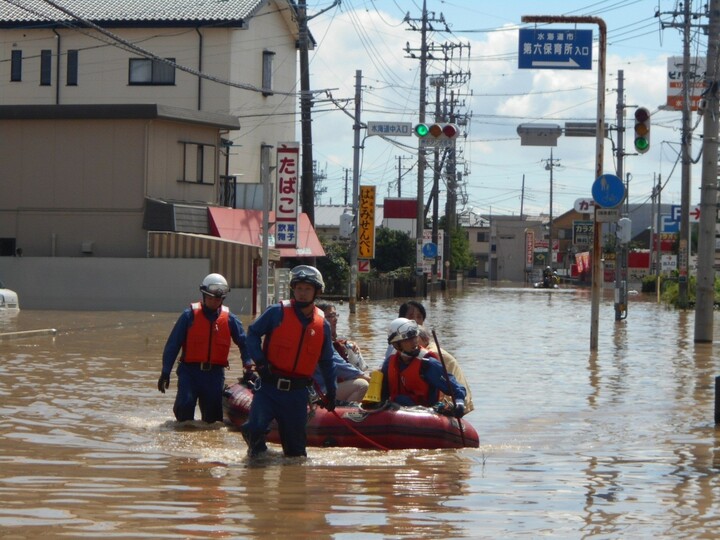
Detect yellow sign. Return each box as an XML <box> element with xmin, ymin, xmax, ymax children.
<box><xmin>358</xmin><ymin>185</ymin><xmax>376</xmax><ymax>259</ymax></box>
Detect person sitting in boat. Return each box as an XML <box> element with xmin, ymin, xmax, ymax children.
<box><xmin>157</xmin><ymin>273</ymin><xmax>251</xmax><ymax>423</ymax></box>
<box><xmin>380</xmin><ymin>317</ymin><xmax>467</xmax><ymax>418</ymax></box>
<box><xmin>311</xmin><ymin>302</ymin><xmax>370</xmax><ymax>403</ymax></box>
<box><xmin>417</xmin><ymin>326</ymin><xmax>474</xmax><ymax>414</ymax></box>
<box><xmin>384</xmin><ymin>300</ymin><xmax>427</xmax><ymax>361</ymax></box>
<box><xmin>316</xmin><ymin>301</ymin><xmax>368</xmax><ymax>372</ymax></box>
<box><xmin>241</xmin><ymin>265</ymin><xmax>336</xmax><ymax>458</ymax></box>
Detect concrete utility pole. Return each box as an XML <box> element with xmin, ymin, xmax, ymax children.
<box><xmin>678</xmin><ymin>0</ymin><xmax>693</xmax><ymax>308</ymax></box>
<box><xmin>297</xmin><ymin>0</ymin><xmax>340</xmax><ymax>226</ymax></box>
<box><xmin>349</xmin><ymin>70</ymin><xmax>362</xmax><ymax>314</ymax></box>
<box><xmin>694</xmin><ymin>0</ymin><xmax>720</xmax><ymax>342</ymax></box>
<box><xmin>614</xmin><ymin>69</ymin><xmax>628</xmax><ymax>321</ymax></box>
<box><xmin>543</xmin><ymin>149</ymin><xmax>561</xmax><ymax>268</ymax></box>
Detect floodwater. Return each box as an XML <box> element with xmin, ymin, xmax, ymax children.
<box><xmin>1</xmin><ymin>282</ymin><xmax>720</xmax><ymax>538</ymax></box>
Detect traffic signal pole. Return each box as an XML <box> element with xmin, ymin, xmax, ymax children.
<box><xmin>523</xmin><ymin>14</ymin><xmax>607</xmax><ymax>351</ymax></box>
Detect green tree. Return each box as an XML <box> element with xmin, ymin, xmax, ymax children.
<box><xmin>374</xmin><ymin>228</ymin><xmax>416</xmax><ymax>272</ymax></box>
<box><xmin>316</xmin><ymin>239</ymin><xmax>350</xmax><ymax>294</ymax></box>
<box><xmin>450</xmin><ymin>227</ymin><xmax>475</xmax><ymax>273</ymax></box>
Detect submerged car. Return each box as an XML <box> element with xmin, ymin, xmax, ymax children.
<box><xmin>0</xmin><ymin>279</ymin><xmax>19</xmax><ymax>310</ymax></box>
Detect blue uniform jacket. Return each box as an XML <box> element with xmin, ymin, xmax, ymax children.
<box><xmin>162</xmin><ymin>304</ymin><xmax>250</xmax><ymax>376</ymax></box>
<box><xmin>247</xmin><ymin>302</ymin><xmax>337</xmax><ymax>395</ymax></box>
<box><xmin>312</xmin><ymin>349</ymin><xmax>365</xmax><ymax>394</ymax></box>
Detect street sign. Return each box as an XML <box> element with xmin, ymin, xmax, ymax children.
<box><xmin>592</xmin><ymin>173</ymin><xmax>625</xmax><ymax>208</ymax></box>
<box><xmin>670</xmin><ymin>204</ymin><xmax>701</xmax><ymax>223</ymax></box>
<box><xmin>367</xmin><ymin>121</ymin><xmax>413</xmax><ymax>137</ymax></box>
<box><xmin>596</xmin><ymin>208</ymin><xmax>619</xmax><ymax>223</ymax></box>
<box><xmin>358</xmin><ymin>260</ymin><xmax>370</xmax><ymax>273</ymax></box>
<box><xmin>518</xmin><ymin>28</ymin><xmax>593</xmax><ymax>70</ymax></box>
<box><xmin>422</xmin><ymin>242</ymin><xmax>437</xmax><ymax>258</ymax></box>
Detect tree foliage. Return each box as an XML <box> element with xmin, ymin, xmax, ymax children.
<box><xmin>316</xmin><ymin>239</ymin><xmax>350</xmax><ymax>294</ymax></box>
<box><xmin>374</xmin><ymin>228</ymin><xmax>416</xmax><ymax>272</ymax></box>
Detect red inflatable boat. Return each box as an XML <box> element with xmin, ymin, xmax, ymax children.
<box><xmin>222</xmin><ymin>382</ymin><xmax>479</xmax><ymax>450</ymax></box>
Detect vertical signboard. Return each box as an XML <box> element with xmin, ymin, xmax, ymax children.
<box><xmin>275</xmin><ymin>143</ymin><xmax>299</xmax><ymax>248</ymax></box>
<box><xmin>525</xmin><ymin>230</ymin><xmax>535</xmax><ymax>271</ymax></box>
<box><xmin>358</xmin><ymin>185</ymin><xmax>376</xmax><ymax>259</ymax></box>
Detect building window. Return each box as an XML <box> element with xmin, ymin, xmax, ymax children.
<box><xmin>40</xmin><ymin>49</ymin><xmax>52</xmax><ymax>85</ymax></box>
<box><xmin>476</xmin><ymin>232</ymin><xmax>488</xmax><ymax>242</ymax></box>
<box><xmin>129</xmin><ymin>58</ymin><xmax>175</xmax><ymax>85</ymax></box>
<box><xmin>180</xmin><ymin>141</ymin><xmax>215</xmax><ymax>184</ymax></box>
<box><xmin>262</xmin><ymin>50</ymin><xmax>275</xmax><ymax>96</ymax></box>
<box><xmin>67</xmin><ymin>49</ymin><xmax>78</xmax><ymax>86</ymax></box>
<box><xmin>10</xmin><ymin>50</ymin><xmax>22</xmax><ymax>81</ymax></box>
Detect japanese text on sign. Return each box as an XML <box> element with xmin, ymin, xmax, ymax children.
<box><xmin>518</xmin><ymin>28</ymin><xmax>593</xmax><ymax>70</ymax></box>
<box><xmin>573</xmin><ymin>220</ymin><xmax>594</xmax><ymax>246</ymax></box>
<box><xmin>358</xmin><ymin>185</ymin><xmax>376</xmax><ymax>260</ymax></box>
<box><xmin>275</xmin><ymin>143</ymin><xmax>300</xmax><ymax>248</ymax></box>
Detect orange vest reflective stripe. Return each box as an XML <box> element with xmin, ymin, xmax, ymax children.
<box><xmin>387</xmin><ymin>349</ymin><xmax>435</xmax><ymax>406</ymax></box>
<box><xmin>182</xmin><ymin>303</ymin><xmax>231</xmax><ymax>366</ymax></box>
<box><xmin>265</xmin><ymin>300</ymin><xmax>325</xmax><ymax>377</ymax></box>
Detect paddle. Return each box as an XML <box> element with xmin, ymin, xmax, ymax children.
<box><xmin>431</xmin><ymin>328</ymin><xmax>466</xmax><ymax>447</ymax></box>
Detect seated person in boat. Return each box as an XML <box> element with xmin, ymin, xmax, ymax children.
<box><xmin>316</xmin><ymin>301</ymin><xmax>369</xmax><ymax>372</ymax></box>
<box><xmin>380</xmin><ymin>317</ymin><xmax>466</xmax><ymax>417</ymax></box>
<box><xmin>384</xmin><ymin>300</ymin><xmax>427</xmax><ymax>361</ymax></box>
<box><xmin>417</xmin><ymin>326</ymin><xmax>474</xmax><ymax>414</ymax></box>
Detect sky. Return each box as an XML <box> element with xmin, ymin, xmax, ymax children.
<box><xmin>301</xmin><ymin>0</ymin><xmax>706</xmax><ymax>219</ymax></box>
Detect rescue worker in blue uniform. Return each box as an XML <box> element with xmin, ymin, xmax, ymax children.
<box><xmin>242</xmin><ymin>265</ymin><xmax>336</xmax><ymax>457</ymax></box>
<box><xmin>157</xmin><ymin>273</ymin><xmax>251</xmax><ymax>423</ymax></box>
<box><xmin>380</xmin><ymin>317</ymin><xmax>467</xmax><ymax>417</ymax></box>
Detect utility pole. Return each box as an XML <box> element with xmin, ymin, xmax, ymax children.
<box><xmin>395</xmin><ymin>156</ymin><xmax>410</xmax><ymax>197</ymax></box>
<box><xmin>614</xmin><ymin>69</ymin><xmax>628</xmax><ymax>321</ymax></box>
<box><xmin>694</xmin><ymin>0</ymin><xmax>720</xmax><ymax>342</ymax></box>
<box><xmin>349</xmin><ymin>70</ymin><xmax>362</xmax><ymax>314</ymax></box>
<box><xmin>542</xmin><ymin>149</ymin><xmax>561</xmax><ymax>268</ymax></box>
<box><xmin>343</xmin><ymin>168</ymin><xmax>350</xmax><ymax>206</ymax></box>
<box><xmin>297</xmin><ymin>0</ymin><xmax>340</xmax><ymax>226</ymax></box>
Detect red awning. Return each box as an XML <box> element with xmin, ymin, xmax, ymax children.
<box><xmin>208</xmin><ymin>207</ymin><xmax>325</xmax><ymax>258</ymax></box>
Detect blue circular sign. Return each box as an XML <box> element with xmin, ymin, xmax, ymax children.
<box><xmin>422</xmin><ymin>242</ymin><xmax>438</xmax><ymax>258</ymax></box>
<box><xmin>592</xmin><ymin>173</ymin><xmax>626</xmax><ymax>208</ymax></box>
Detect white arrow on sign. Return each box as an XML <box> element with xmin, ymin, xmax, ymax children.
<box><xmin>532</xmin><ymin>58</ymin><xmax>581</xmax><ymax>68</ymax></box>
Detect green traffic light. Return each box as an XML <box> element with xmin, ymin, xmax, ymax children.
<box><xmin>635</xmin><ymin>137</ymin><xmax>649</xmax><ymax>152</ymax></box>
<box><xmin>414</xmin><ymin>124</ymin><xmax>429</xmax><ymax>137</ymax></box>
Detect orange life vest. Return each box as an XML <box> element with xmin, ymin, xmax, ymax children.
<box><xmin>387</xmin><ymin>349</ymin><xmax>436</xmax><ymax>406</ymax></box>
<box><xmin>182</xmin><ymin>302</ymin><xmax>231</xmax><ymax>366</ymax></box>
<box><xmin>264</xmin><ymin>300</ymin><xmax>326</xmax><ymax>377</ymax></box>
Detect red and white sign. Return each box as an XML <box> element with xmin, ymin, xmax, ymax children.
<box><xmin>358</xmin><ymin>260</ymin><xmax>370</xmax><ymax>273</ymax></box>
<box><xmin>275</xmin><ymin>143</ymin><xmax>300</xmax><ymax>248</ymax></box>
<box><xmin>667</xmin><ymin>56</ymin><xmax>707</xmax><ymax>111</ymax></box>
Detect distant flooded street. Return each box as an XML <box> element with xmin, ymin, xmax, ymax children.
<box><xmin>2</xmin><ymin>282</ymin><xmax>720</xmax><ymax>538</ymax></box>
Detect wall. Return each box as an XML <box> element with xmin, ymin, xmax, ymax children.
<box><xmin>0</xmin><ymin>257</ymin><xmax>253</xmax><ymax>314</ymax></box>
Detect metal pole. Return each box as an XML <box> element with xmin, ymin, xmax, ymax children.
<box><xmin>694</xmin><ymin>0</ymin><xmax>720</xmax><ymax>342</ymax></box>
<box><xmin>349</xmin><ymin>70</ymin><xmax>362</xmax><ymax>314</ymax></box>
<box><xmin>614</xmin><ymin>70</ymin><xmax>626</xmax><ymax>321</ymax></box>
<box><xmin>521</xmin><ymin>15</ymin><xmax>606</xmax><ymax>350</ymax></box>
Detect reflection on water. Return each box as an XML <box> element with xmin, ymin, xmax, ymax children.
<box><xmin>1</xmin><ymin>283</ymin><xmax>720</xmax><ymax>537</ymax></box>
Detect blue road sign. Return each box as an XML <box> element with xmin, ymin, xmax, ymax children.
<box><xmin>422</xmin><ymin>242</ymin><xmax>437</xmax><ymax>258</ymax></box>
<box><xmin>592</xmin><ymin>174</ymin><xmax>625</xmax><ymax>209</ymax></box>
<box><xmin>518</xmin><ymin>28</ymin><xmax>593</xmax><ymax>70</ymax></box>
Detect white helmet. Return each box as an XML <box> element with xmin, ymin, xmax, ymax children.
<box><xmin>290</xmin><ymin>265</ymin><xmax>325</xmax><ymax>293</ymax></box>
<box><xmin>387</xmin><ymin>317</ymin><xmax>419</xmax><ymax>344</ymax></box>
<box><xmin>200</xmin><ymin>273</ymin><xmax>229</xmax><ymax>298</ymax></box>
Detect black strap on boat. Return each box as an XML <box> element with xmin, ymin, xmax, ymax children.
<box><xmin>431</xmin><ymin>328</ymin><xmax>466</xmax><ymax>447</ymax></box>
<box><xmin>312</xmin><ymin>382</ymin><xmax>389</xmax><ymax>451</ymax></box>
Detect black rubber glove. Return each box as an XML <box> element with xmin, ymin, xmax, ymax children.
<box><xmin>157</xmin><ymin>373</ymin><xmax>170</xmax><ymax>394</ymax></box>
<box><xmin>324</xmin><ymin>391</ymin><xmax>336</xmax><ymax>412</ymax></box>
<box><xmin>453</xmin><ymin>400</ymin><xmax>465</xmax><ymax>418</ymax></box>
<box><xmin>241</xmin><ymin>366</ymin><xmax>259</xmax><ymax>386</ymax></box>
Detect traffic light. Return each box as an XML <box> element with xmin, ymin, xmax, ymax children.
<box><xmin>413</xmin><ymin>123</ymin><xmax>459</xmax><ymax>145</ymax></box>
<box><xmin>339</xmin><ymin>212</ymin><xmax>355</xmax><ymax>238</ymax></box>
<box><xmin>633</xmin><ymin>107</ymin><xmax>650</xmax><ymax>154</ymax></box>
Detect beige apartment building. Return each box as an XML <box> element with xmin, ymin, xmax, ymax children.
<box><xmin>0</xmin><ymin>1</ymin><xmax>307</xmax><ymax>312</ymax></box>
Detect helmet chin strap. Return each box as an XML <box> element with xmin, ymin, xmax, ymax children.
<box><xmin>400</xmin><ymin>347</ymin><xmax>421</xmax><ymax>359</ymax></box>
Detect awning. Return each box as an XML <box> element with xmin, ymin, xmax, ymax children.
<box><xmin>208</xmin><ymin>207</ymin><xmax>325</xmax><ymax>258</ymax></box>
